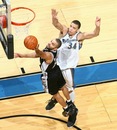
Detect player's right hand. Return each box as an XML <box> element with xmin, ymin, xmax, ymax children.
<box><xmin>51</xmin><ymin>9</ymin><xmax>58</xmax><ymax>18</ymax></box>
<box><xmin>35</xmin><ymin>44</ymin><xmax>39</xmax><ymax>51</ymax></box>
<box><xmin>14</xmin><ymin>53</ymin><xmax>21</xmax><ymax>58</ymax></box>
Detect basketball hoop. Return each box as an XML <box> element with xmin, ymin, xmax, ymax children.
<box><xmin>11</xmin><ymin>7</ymin><xmax>36</xmax><ymax>39</ymax></box>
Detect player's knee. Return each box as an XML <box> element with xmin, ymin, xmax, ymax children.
<box><xmin>67</xmin><ymin>87</ymin><xmax>74</xmax><ymax>92</ymax></box>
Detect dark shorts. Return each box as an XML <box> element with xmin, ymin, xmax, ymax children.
<box><xmin>47</xmin><ymin>65</ymin><xmax>66</xmax><ymax>95</ymax></box>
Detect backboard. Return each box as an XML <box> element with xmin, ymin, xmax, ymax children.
<box><xmin>0</xmin><ymin>0</ymin><xmax>14</xmax><ymax>59</ymax></box>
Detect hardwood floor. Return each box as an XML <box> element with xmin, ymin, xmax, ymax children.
<box><xmin>0</xmin><ymin>81</ymin><xmax>117</xmax><ymax>130</ymax></box>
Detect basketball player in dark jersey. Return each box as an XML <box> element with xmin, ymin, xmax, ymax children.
<box><xmin>14</xmin><ymin>38</ymin><xmax>78</xmax><ymax>127</ymax></box>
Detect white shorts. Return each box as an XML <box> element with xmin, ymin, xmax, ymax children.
<box><xmin>62</xmin><ymin>68</ymin><xmax>75</xmax><ymax>91</ymax></box>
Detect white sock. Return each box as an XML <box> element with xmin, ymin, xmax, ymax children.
<box><xmin>64</xmin><ymin>105</ymin><xmax>68</xmax><ymax>109</ymax></box>
<box><xmin>66</xmin><ymin>99</ymin><xmax>71</xmax><ymax>103</ymax></box>
<box><xmin>69</xmin><ymin>90</ymin><xmax>75</xmax><ymax>102</ymax></box>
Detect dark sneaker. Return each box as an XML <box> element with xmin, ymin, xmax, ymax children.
<box><xmin>45</xmin><ymin>98</ymin><xmax>58</xmax><ymax>110</ymax></box>
<box><xmin>62</xmin><ymin>103</ymin><xmax>76</xmax><ymax>117</ymax></box>
<box><xmin>67</xmin><ymin>108</ymin><xmax>78</xmax><ymax>127</ymax></box>
<box><xmin>66</xmin><ymin>100</ymin><xmax>75</xmax><ymax>107</ymax></box>
<box><xmin>62</xmin><ymin>107</ymin><xmax>70</xmax><ymax>117</ymax></box>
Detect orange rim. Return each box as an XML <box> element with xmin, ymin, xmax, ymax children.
<box><xmin>11</xmin><ymin>7</ymin><xmax>36</xmax><ymax>26</ymax></box>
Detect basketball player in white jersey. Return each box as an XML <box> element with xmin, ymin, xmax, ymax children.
<box><xmin>45</xmin><ymin>9</ymin><xmax>101</xmax><ymax>110</ymax></box>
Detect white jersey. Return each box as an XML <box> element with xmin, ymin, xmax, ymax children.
<box><xmin>57</xmin><ymin>32</ymin><xmax>81</xmax><ymax>70</ymax></box>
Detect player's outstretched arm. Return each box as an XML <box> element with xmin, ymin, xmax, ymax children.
<box><xmin>35</xmin><ymin>47</ymin><xmax>53</xmax><ymax>64</ymax></box>
<box><xmin>78</xmin><ymin>16</ymin><xmax>101</xmax><ymax>41</ymax></box>
<box><xmin>51</xmin><ymin>9</ymin><xmax>67</xmax><ymax>33</ymax></box>
<box><xmin>14</xmin><ymin>52</ymin><xmax>37</xmax><ymax>58</ymax></box>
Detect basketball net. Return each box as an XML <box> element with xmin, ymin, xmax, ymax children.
<box><xmin>11</xmin><ymin>7</ymin><xmax>36</xmax><ymax>40</ymax></box>
<box><xmin>12</xmin><ymin>23</ymin><xmax>30</xmax><ymax>40</ymax></box>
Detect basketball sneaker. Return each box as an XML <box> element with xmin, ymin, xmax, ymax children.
<box><xmin>45</xmin><ymin>97</ymin><xmax>58</xmax><ymax>110</ymax></box>
<box><xmin>62</xmin><ymin>101</ymin><xmax>76</xmax><ymax>117</ymax></box>
<box><xmin>67</xmin><ymin>107</ymin><xmax>78</xmax><ymax>127</ymax></box>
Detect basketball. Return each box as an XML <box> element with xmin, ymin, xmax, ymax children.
<box><xmin>24</xmin><ymin>35</ymin><xmax>38</xmax><ymax>50</ymax></box>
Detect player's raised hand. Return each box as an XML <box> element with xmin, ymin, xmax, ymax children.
<box><xmin>95</xmin><ymin>16</ymin><xmax>101</xmax><ymax>27</ymax></box>
<box><xmin>51</xmin><ymin>9</ymin><xmax>58</xmax><ymax>19</ymax></box>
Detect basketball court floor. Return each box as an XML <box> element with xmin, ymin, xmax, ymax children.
<box><xmin>0</xmin><ymin>0</ymin><xmax>117</xmax><ymax>129</ymax></box>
